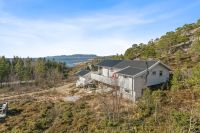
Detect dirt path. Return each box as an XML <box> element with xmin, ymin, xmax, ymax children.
<box><xmin>0</xmin><ymin>83</ymin><xmax>76</xmax><ymax>101</ymax></box>
<box><xmin>0</xmin><ymin>89</ymin><xmax>49</xmax><ymax>101</ymax></box>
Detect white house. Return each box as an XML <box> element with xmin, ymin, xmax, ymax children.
<box><xmin>91</xmin><ymin>60</ymin><xmax>171</xmax><ymax>101</ymax></box>
<box><xmin>76</xmin><ymin>70</ymin><xmax>92</xmax><ymax>88</ymax></box>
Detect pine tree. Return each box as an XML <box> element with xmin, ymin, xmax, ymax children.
<box><xmin>34</xmin><ymin>58</ymin><xmax>46</xmax><ymax>85</ymax></box>
<box><xmin>15</xmin><ymin>58</ymin><xmax>25</xmax><ymax>81</ymax></box>
<box><xmin>0</xmin><ymin>56</ymin><xmax>10</xmax><ymax>83</ymax></box>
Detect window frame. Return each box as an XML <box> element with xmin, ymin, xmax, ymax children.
<box><xmin>152</xmin><ymin>71</ymin><xmax>156</xmax><ymax>76</ymax></box>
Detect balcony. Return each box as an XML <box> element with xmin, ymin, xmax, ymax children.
<box><xmin>91</xmin><ymin>73</ymin><xmax>118</xmax><ymax>86</ymax></box>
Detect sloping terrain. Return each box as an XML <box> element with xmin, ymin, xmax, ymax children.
<box><xmin>1</xmin><ymin>81</ymin><xmax>200</xmax><ymax>133</ymax></box>
<box><xmin>0</xmin><ymin>81</ymin><xmax>137</xmax><ymax>133</ymax></box>
<box><xmin>113</xmin><ymin>19</ymin><xmax>200</xmax><ymax>70</ymax></box>
<box><xmin>1</xmin><ymin>19</ymin><xmax>200</xmax><ymax>133</ymax></box>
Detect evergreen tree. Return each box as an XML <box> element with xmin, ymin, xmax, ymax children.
<box><xmin>171</xmin><ymin>69</ymin><xmax>183</xmax><ymax>91</ymax></box>
<box><xmin>15</xmin><ymin>58</ymin><xmax>24</xmax><ymax>80</ymax></box>
<box><xmin>191</xmin><ymin>40</ymin><xmax>200</xmax><ymax>56</ymax></box>
<box><xmin>0</xmin><ymin>56</ymin><xmax>10</xmax><ymax>83</ymax></box>
<box><xmin>34</xmin><ymin>58</ymin><xmax>46</xmax><ymax>84</ymax></box>
<box><xmin>187</xmin><ymin>63</ymin><xmax>200</xmax><ymax>88</ymax></box>
<box><xmin>23</xmin><ymin>58</ymin><xmax>34</xmax><ymax>81</ymax></box>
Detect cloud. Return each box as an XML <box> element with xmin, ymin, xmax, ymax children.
<box><xmin>0</xmin><ymin>4</ymin><xmax>156</xmax><ymax>57</ymax></box>
<box><xmin>1</xmin><ymin>0</ymin><xmax>198</xmax><ymax>57</ymax></box>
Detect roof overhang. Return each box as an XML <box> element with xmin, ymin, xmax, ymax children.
<box><xmin>133</xmin><ymin>61</ymin><xmax>171</xmax><ymax>78</ymax></box>
<box><xmin>116</xmin><ymin>61</ymin><xmax>171</xmax><ymax>78</ymax></box>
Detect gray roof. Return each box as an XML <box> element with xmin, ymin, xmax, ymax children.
<box><xmin>113</xmin><ymin>60</ymin><xmax>157</xmax><ymax>69</ymax></box>
<box><xmin>96</xmin><ymin>60</ymin><xmax>159</xmax><ymax>76</ymax></box>
<box><xmin>96</xmin><ymin>59</ymin><xmax>170</xmax><ymax>77</ymax></box>
<box><xmin>117</xmin><ymin>66</ymin><xmax>145</xmax><ymax>76</ymax></box>
<box><xmin>97</xmin><ymin>60</ymin><xmax>157</xmax><ymax>69</ymax></box>
<box><xmin>96</xmin><ymin>60</ymin><xmax>122</xmax><ymax>68</ymax></box>
<box><xmin>76</xmin><ymin>70</ymin><xmax>90</xmax><ymax>76</ymax></box>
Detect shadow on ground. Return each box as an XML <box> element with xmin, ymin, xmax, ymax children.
<box><xmin>7</xmin><ymin>108</ymin><xmax>23</xmax><ymax>116</ymax></box>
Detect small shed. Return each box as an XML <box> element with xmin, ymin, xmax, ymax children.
<box><xmin>76</xmin><ymin>70</ymin><xmax>92</xmax><ymax>87</ymax></box>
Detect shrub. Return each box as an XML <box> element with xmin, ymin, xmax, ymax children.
<box><xmin>171</xmin><ymin>110</ymin><xmax>190</xmax><ymax>131</ymax></box>
<box><xmin>171</xmin><ymin>69</ymin><xmax>185</xmax><ymax>91</ymax></box>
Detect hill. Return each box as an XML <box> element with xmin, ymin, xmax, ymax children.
<box><xmin>113</xmin><ymin>19</ymin><xmax>200</xmax><ymax>70</ymax></box>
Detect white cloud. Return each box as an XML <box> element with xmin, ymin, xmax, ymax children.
<box><xmin>0</xmin><ymin>6</ymin><xmax>155</xmax><ymax>57</ymax></box>
<box><xmin>1</xmin><ymin>0</ymin><xmax>197</xmax><ymax>57</ymax></box>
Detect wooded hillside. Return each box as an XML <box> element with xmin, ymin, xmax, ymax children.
<box><xmin>113</xmin><ymin>19</ymin><xmax>200</xmax><ymax>69</ymax></box>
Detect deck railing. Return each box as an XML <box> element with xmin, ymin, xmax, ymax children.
<box><xmin>76</xmin><ymin>79</ymin><xmax>92</xmax><ymax>87</ymax></box>
<box><xmin>91</xmin><ymin>73</ymin><xmax>118</xmax><ymax>86</ymax></box>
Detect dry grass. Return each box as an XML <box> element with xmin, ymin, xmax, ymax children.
<box><xmin>1</xmin><ymin>78</ymin><xmax>200</xmax><ymax>132</ymax></box>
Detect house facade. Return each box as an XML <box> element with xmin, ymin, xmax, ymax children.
<box><xmin>91</xmin><ymin>60</ymin><xmax>171</xmax><ymax>101</ymax></box>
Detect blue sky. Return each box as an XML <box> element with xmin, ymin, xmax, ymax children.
<box><xmin>0</xmin><ymin>0</ymin><xmax>200</xmax><ymax>57</ymax></box>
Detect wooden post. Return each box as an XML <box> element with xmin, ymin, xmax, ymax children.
<box><xmin>132</xmin><ymin>77</ymin><xmax>134</xmax><ymax>96</ymax></box>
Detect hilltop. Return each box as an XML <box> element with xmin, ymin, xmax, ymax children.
<box><xmin>113</xmin><ymin>19</ymin><xmax>200</xmax><ymax>69</ymax></box>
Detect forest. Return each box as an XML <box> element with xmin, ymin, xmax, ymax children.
<box><xmin>0</xmin><ymin>56</ymin><xmax>68</xmax><ymax>88</ymax></box>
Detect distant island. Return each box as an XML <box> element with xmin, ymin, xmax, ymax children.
<box><xmin>46</xmin><ymin>54</ymin><xmax>98</xmax><ymax>67</ymax></box>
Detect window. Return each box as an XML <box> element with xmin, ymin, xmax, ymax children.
<box><xmin>152</xmin><ymin>71</ymin><xmax>156</xmax><ymax>76</ymax></box>
<box><xmin>159</xmin><ymin>71</ymin><xmax>163</xmax><ymax>76</ymax></box>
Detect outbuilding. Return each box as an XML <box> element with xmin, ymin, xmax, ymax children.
<box><xmin>76</xmin><ymin>70</ymin><xmax>92</xmax><ymax>87</ymax></box>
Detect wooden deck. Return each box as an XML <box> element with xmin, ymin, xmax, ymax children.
<box><xmin>91</xmin><ymin>73</ymin><xmax>118</xmax><ymax>86</ymax></box>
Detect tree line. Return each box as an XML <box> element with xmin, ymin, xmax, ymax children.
<box><xmin>0</xmin><ymin>56</ymin><xmax>68</xmax><ymax>87</ymax></box>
